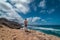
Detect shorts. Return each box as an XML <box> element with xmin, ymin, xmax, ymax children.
<box><xmin>25</xmin><ymin>25</ymin><xmax>27</xmax><ymax>27</ymax></box>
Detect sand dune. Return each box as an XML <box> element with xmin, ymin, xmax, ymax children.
<box><xmin>0</xmin><ymin>25</ymin><xmax>60</xmax><ymax>40</ymax></box>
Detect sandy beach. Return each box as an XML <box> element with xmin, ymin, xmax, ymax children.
<box><xmin>0</xmin><ymin>24</ymin><xmax>60</xmax><ymax>40</ymax></box>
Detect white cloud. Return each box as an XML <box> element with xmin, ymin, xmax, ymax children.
<box><xmin>39</xmin><ymin>0</ymin><xmax>46</xmax><ymax>9</ymax></box>
<box><xmin>10</xmin><ymin>0</ymin><xmax>32</xmax><ymax>4</ymax></box>
<box><xmin>27</xmin><ymin>17</ymin><xmax>33</xmax><ymax>23</ymax></box>
<box><xmin>27</xmin><ymin>17</ymin><xmax>47</xmax><ymax>24</ymax></box>
<box><xmin>32</xmin><ymin>17</ymin><xmax>41</xmax><ymax>22</ymax></box>
<box><xmin>0</xmin><ymin>0</ymin><xmax>48</xmax><ymax>24</ymax></box>
<box><xmin>41</xmin><ymin>19</ymin><xmax>47</xmax><ymax>22</ymax></box>
<box><xmin>31</xmin><ymin>3</ymin><xmax>37</xmax><ymax>11</ymax></box>
<box><xmin>9</xmin><ymin>0</ymin><xmax>33</xmax><ymax>14</ymax></box>
<box><xmin>0</xmin><ymin>1</ymin><xmax>24</xmax><ymax>23</ymax></box>
<box><xmin>27</xmin><ymin>17</ymin><xmax>41</xmax><ymax>24</ymax></box>
<box><xmin>40</xmin><ymin>9</ymin><xmax>55</xmax><ymax>14</ymax></box>
<box><xmin>40</xmin><ymin>10</ymin><xmax>46</xmax><ymax>14</ymax></box>
<box><xmin>47</xmin><ymin>9</ymin><xmax>55</xmax><ymax>14</ymax></box>
<box><xmin>34</xmin><ymin>7</ymin><xmax>37</xmax><ymax>11</ymax></box>
<box><xmin>0</xmin><ymin>0</ymin><xmax>7</xmax><ymax>2</ymax></box>
<box><xmin>14</xmin><ymin>4</ymin><xmax>29</xmax><ymax>14</ymax></box>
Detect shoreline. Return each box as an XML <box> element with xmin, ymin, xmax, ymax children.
<box><xmin>0</xmin><ymin>25</ymin><xmax>60</xmax><ymax>40</ymax></box>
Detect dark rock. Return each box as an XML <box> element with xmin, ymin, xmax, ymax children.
<box><xmin>0</xmin><ymin>18</ymin><xmax>23</xmax><ymax>29</ymax></box>
<box><xmin>13</xmin><ymin>37</ymin><xmax>16</xmax><ymax>40</ymax></box>
<box><xmin>2</xmin><ymin>39</ymin><xmax>4</xmax><ymax>40</ymax></box>
<box><xmin>0</xmin><ymin>25</ymin><xmax>3</xmax><ymax>28</ymax></box>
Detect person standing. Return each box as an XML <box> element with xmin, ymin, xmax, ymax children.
<box><xmin>24</xmin><ymin>19</ymin><xmax>28</xmax><ymax>30</ymax></box>
<box><xmin>24</xmin><ymin>19</ymin><xmax>31</xmax><ymax>32</ymax></box>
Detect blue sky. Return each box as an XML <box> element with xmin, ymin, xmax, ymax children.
<box><xmin>0</xmin><ymin>0</ymin><xmax>60</xmax><ymax>25</ymax></box>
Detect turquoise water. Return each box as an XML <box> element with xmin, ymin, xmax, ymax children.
<box><xmin>27</xmin><ymin>25</ymin><xmax>60</xmax><ymax>37</ymax></box>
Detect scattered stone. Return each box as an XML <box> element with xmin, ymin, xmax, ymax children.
<box><xmin>13</xmin><ymin>37</ymin><xmax>16</xmax><ymax>40</ymax></box>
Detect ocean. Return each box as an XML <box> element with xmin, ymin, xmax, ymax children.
<box><xmin>27</xmin><ymin>25</ymin><xmax>60</xmax><ymax>37</ymax></box>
